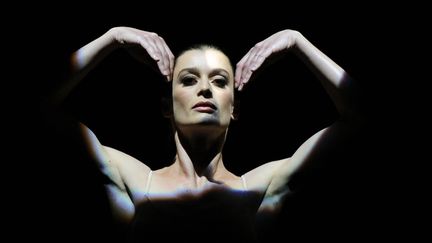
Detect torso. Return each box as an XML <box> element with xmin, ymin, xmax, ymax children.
<box><xmin>104</xmin><ymin>147</ymin><xmax>286</xmax><ymax>242</ymax></box>
<box><xmin>138</xmin><ymin>172</ymin><xmax>261</xmax><ymax>241</ymax></box>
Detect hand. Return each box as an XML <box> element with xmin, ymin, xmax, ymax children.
<box><xmin>235</xmin><ymin>29</ymin><xmax>300</xmax><ymax>91</ymax></box>
<box><xmin>110</xmin><ymin>27</ymin><xmax>174</xmax><ymax>81</ymax></box>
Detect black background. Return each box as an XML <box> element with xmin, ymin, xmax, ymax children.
<box><xmin>9</xmin><ymin>3</ymin><xmax>418</xmax><ymax>242</ymax></box>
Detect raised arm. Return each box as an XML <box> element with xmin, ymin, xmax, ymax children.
<box><xmin>43</xmin><ymin>27</ymin><xmax>174</xmax><ymax>222</ymax></box>
<box><xmin>237</xmin><ymin>30</ymin><xmax>364</xmax><ymax>209</ymax></box>
<box><xmin>51</xmin><ymin>26</ymin><xmax>174</xmax><ymax>108</ymax></box>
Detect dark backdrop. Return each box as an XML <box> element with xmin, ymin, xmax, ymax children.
<box><xmin>9</xmin><ymin>4</ymin><xmax>409</xmax><ymax>242</ymax></box>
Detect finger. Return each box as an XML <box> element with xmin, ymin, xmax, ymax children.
<box><xmin>241</xmin><ymin>45</ymin><xmax>261</xmax><ymax>85</ymax></box>
<box><xmin>145</xmin><ymin>34</ymin><xmax>168</xmax><ymax>76</ymax></box>
<box><xmin>168</xmin><ymin>50</ymin><xmax>175</xmax><ymax>80</ymax></box>
<box><xmin>240</xmin><ymin>47</ymin><xmax>256</xmax><ymax>81</ymax></box>
<box><xmin>235</xmin><ymin>52</ymin><xmax>249</xmax><ymax>87</ymax></box>
<box><xmin>160</xmin><ymin>38</ymin><xmax>175</xmax><ymax>81</ymax></box>
<box><xmin>238</xmin><ymin>82</ymin><xmax>245</xmax><ymax>91</ymax></box>
<box><xmin>235</xmin><ymin>60</ymin><xmax>245</xmax><ymax>88</ymax></box>
<box><xmin>153</xmin><ymin>36</ymin><xmax>170</xmax><ymax>76</ymax></box>
<box><xmin>244</xmin><ymin>47</ymin><xmax>271</xmax><ymax>83</ymax></box>
<box><xmin>235</xmin><ymin>48</ymin><xmax>254</xmax><ymax>87</ymax></box>
<box><xmin>138</xmin><ymin>36</ymin><xmax>160</xmax><ymax>61</ymax></box>
<box><xmin>235</xmin><ymin>44</ymin><xmax>257</xmax><ymax>86</ymax></box>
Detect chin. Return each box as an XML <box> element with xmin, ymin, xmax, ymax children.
<box><xmin>175</xmin><ymin>115</ymin><xmax>230</xmax><ymax>131</ymax></box>
<box><xmin>197</xmin><ymin>116</ymin><xmax>221</xmax><ymax>125</ymax></box>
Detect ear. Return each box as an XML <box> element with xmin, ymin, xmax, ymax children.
<box><xmin>231</xmin><ymin>99</ymin><xmax>240</xmax><ymax>120</ymax></box>
<box><xmin>161</xmin><ymin>97</ymin><xmax>173</xmax><ymax>118</ymax></box>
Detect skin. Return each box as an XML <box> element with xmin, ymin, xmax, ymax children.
<box><xmin>47</xmin><ymin>26</ymin><xmax>363</xmax><ymax>240</ymax></box>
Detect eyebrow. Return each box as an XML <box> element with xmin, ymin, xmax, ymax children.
<box><xmin>178</xmin><ymin>68</ymin><xmax>230</xmax><ymax>79</ymax></box>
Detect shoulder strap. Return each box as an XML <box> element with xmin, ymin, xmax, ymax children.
<box><xmin>145</xmin><ymin>170</ymin><xmax>153</xmax><ymax>194</ymax></box>
<box><xmin>241</xmin><ymin>175</ymin><xmax>247</xmax><ymax>190</ymax></box>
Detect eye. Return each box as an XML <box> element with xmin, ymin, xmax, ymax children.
<box><xmin>181</xmin><ymin>77</ymin><xmax>197</xmax><ymax>86</ymax></box>
<box><xmin>213</xmin><ymin>78</ymin><xmax>228</xmax><ymax>87</ymax></box>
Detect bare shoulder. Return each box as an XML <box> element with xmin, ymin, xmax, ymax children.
<box><xmin>103</xmin><ymin>146</ymin><xmax>148</xmax><ymax>167</ymax></box>
<box><xmin>103</xmin><ymin>146</ymin><xmax>151</xmax><ymax>187</ymax></box>
<box><xmin>242</xmin><ymin>158</ymin><xmax>291</xmax><ymax>193</ymax></box>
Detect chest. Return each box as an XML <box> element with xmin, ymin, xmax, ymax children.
<box><xmin>130</xmin><ymin>188</ymin><xmax>262</xmax><ymax>242</ymax></box>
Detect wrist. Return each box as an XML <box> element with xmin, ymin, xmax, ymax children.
<box><xmin>105</xmin><ymin>27</ymin><xmax>122</xmax><ymax>48</ymax></box>
<box><xmin>292</xmin><ymin>30</ymin><xmax>305</xmax><ymax>49</ymax></box>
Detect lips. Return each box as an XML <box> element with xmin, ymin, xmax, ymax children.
<box><xmin>192</xmin><ymin>101</ymin><xmax>217</xmax><ymax>112</ymax></box>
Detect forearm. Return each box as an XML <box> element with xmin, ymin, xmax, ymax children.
<box><xmin>49</xmin><ymin>28</ymin><xmax>117</xmax><ymax>109</ymax></box>
<box><xmin>294</xmin><ymin>32</ymin><xmax>361</xmax><ymax>121</ymax></box>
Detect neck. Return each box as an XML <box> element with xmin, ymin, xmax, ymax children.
<box><xmin>171</xmin><ymin>127</ymin><xmax>228</xmax><ymax>185</ymax></box>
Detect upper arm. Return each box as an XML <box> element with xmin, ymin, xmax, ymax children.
<box><xmin>79</xmin><ymin>123</ymin><xmax>137</xmax><ymax>222</ymax></box>
<box><xmin>249</xmin><ymin>128</ymin><xmax>332</xmax><ymax>214</ymax></box>
<box><xmin>242</xmin><ymin>127</ymin><xmax>332</xmax><ymax>197</ymax></box>
<box><xmin>242</xmin><ymin>159</ymin><xmax>287</xmax><ymax>214</ymax></box>
<box><xmin>242</xmin><ymin>160</ymin><xmax>286</xmax><ymax>194</ymax></box>
<box><xmin>267</xmin><ymin>127</ymin><xmax>329</xmax><ymax>195</ymax></box>
<box><xmin>267</xmin><ymin>121</ymin><xmax>355</xmax><ymax>196</ymax></box>
<box><xmin>79</xmin><ymin>122</ymin><xmax>152</xmax><ymax>192</ymax></box>
<box><xmin>79</xmin><ymin>123</ymin><xmax>126</xmax><ymax>189</ymax></box>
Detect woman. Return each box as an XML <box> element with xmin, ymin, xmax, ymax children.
<box><xmin>47</xmin><ymin>26</ymin><xmax>362</xmax><ymax>242</ymax></box>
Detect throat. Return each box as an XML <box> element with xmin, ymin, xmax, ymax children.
<box><xmin>174</xmin><ymin>130</ymin><xmax>227</xmax><ymax>177</ymax></box>
<box><xmin>173</xmin><ymin>151</ymin><xmax>225</xmax><ymax>182</ymax></box>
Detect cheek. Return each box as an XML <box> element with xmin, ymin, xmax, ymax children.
<box><xmin>172</xmin><ymin>88</ymin><xmax>192</xmax><ymax>118</ymax></box>
<box><xmin>218</xmin><ymin>92</ymin><xmax>234</xmax><ymax>112</ymax></box>
<box><xmin>173</xmin><ymin>89</ymin><xmax>188</xmax><ymax>107</ymax></box>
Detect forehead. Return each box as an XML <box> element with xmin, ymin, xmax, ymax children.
<box><xmin>174</xmin><ymin>49</ymin><xmax>233</xmax><ymax>76</ymax></box>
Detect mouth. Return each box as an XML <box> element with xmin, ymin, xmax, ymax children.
<box><xmin>192</xmin><ymin>101</ymin><xmax>217</xmax><ymax>113</ymax></box>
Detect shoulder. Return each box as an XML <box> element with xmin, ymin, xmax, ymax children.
<box><xmin>103</xmin><ymin>146</ymin><xmax>150</xmax><ymax>171</ymax></box>
<box><xmin>104</xmin><ymin>146</ymin><xmax>144</xmax><ymax>164</ymax></box>
<box><xmin>103</xmin><ymin>146</ymin><xmax>151</xmax><ymax>184</ymax></box>
<box><xmin>242</xmin><ymin>158</ymin><xmax>291</xmax><ymax>193</ymax></box>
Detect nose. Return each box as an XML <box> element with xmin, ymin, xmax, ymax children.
<box><xmin>197</xmin><ymin>79</ymin><xmax>212</xmax><ymax>98</ymax></box>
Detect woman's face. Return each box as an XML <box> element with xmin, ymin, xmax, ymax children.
<box><xmin>172</xmin><ymin>48</ymin><xmax>234</xmax><ymax>131</ymax></box>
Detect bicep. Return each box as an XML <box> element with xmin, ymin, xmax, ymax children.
<box><xmin>260</xmin><ymin>128</ymin><xmax>331</xmax><ymax>213</ymax></box>
<box><xmin>79</xmin><ymin>123</ymin><xmax>136</xmax><ymax>221</ymax></box>
<box><xmin>268</xmin><ymin>121</ymin><xmax>354</xmax><ymax>194</ymax></box>
<box><xmin>272</xmin><ymin>127</ymin><xmax>329</xmax><ymax>188</ymax></box>
<box><xmin>79</xmin><ymin>123</ymin><xmax>126</xmax><ymax>190</ymax></box>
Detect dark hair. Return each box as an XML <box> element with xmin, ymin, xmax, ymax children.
<box><xmin>175</xmin><ymin>44</ymin><xmax>234</xmax><ymax>74</ymax></box>
<box><xmin>161</xmin><ymin>44</ymin><xmax>236</xmax><ymax>98</ymax></box>
<box><xmin>177</xmin><ymin>44</ymin><xmax>225</xmax><ymax>57</ymax></box>
<box><xmin>160</xmin><ymin>43</ymin><xmax>241</xmax><ymax>123</ymax></box>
